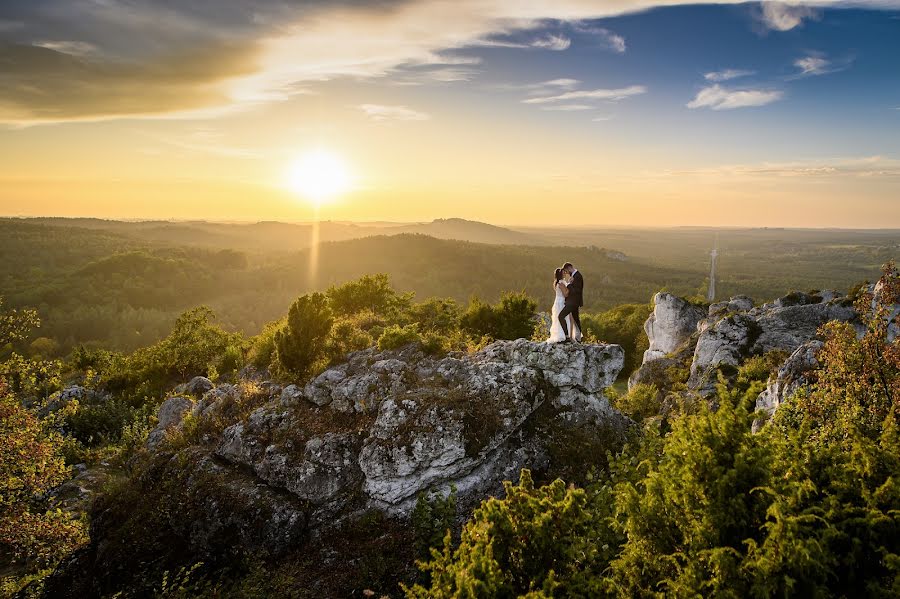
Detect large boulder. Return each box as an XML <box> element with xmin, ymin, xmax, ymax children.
<box><xmin>641</xmin><ymin>292</ymin><xmax>706</xmax><ymax>365</ymax></box>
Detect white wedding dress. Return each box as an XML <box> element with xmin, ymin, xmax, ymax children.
<box><xmin>547</xmin><ymin>282</ymin><xmax>580</xmax><ymax>343</ymax></box>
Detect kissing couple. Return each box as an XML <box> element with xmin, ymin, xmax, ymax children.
<box><xmin>547</xmin><ymin>262</ymin><xmax>583</xmax><ymax>344</ymax></box>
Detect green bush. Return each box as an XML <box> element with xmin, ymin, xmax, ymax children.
<box><xmin>274</xmin><ymin>293</ymin><xmax>334</xmax><ymax>380</ymax></box>
<box><xmin>460</xmin><ymin>292</ymin><xmax>537</xmax><ymax>341</ymax></box>
<box><xmin>580</xmin><ymin>303</ymin><xmax>652</xmax><ymax>378</ymax></box>
<box><xmin>609</xmin><ymin>383</ymin><xmax>661</xmax><ymax>421</ymax></box>
<box><xmin>377</xmin><ymin>324</ymin><xmax>422</xmax><ymax>351</ymax></box>
<box><xmin>247</xmin><ymin>318</ymin><xmax>284</xmax><ymax>371</ymax></box>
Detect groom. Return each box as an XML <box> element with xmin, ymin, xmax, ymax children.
<box><xmin>558</xmin><ymin>262</ymin><xmax>583</xmax><ymax>342</ymax></box>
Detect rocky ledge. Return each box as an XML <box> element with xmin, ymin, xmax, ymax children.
<box><xmin>47</xmin><ymin>339</ymin><xmax>628</xmax><ymax>596</ymax></box>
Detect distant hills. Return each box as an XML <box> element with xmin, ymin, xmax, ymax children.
<box><xmin>18</xmin><ymin>216</ymin><xmax>543</xmax><ymax>252</ymax></box>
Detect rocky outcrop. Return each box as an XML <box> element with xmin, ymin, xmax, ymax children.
<box><xmin>215</xmin><ymin>340</ymin><xmax>626</xmax><ymax>518</ymax></box>
<box><xmin>641</xmin><ymin>292</ymin><xmax>706</xmax><ymax>365</ymax></box>
<box><xmin>57</xmin><ymin>338</ymin><xmax>630</xmax><ymax>596</ymax></box>
<box><xmin>752</xmin><ymin>340</ymin><xmax>823</xmax><ymax>432</ymax></box>
<box><xmin>688</xmin><ymin>292</ymin><xmax>855</xmax><ymax>394</ymax></box>
<box><xmin>630</xmin><ymin>288</ymin><xmax>867</xmax><ymax>421</ymax></box>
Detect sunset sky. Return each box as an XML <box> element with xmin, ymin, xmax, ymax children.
<box><xmin>1</xmin><ymin>1</ymin><xmax>899</xmax><ymax>227</ymax></box>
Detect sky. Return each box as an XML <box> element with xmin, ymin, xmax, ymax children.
<box><xmin>0</xmin><ymin>0</ymin><xmax>899</xmax><ymax>227</ymax></box>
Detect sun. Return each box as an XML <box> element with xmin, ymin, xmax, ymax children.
<box><xmin>286</xmin><ymin>149</ymin><xmax>353</xmax><ymax>205</ymax></box>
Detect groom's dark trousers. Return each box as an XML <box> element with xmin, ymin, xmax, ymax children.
<box><xmin>558</xmin><ymin>270</ymin><xmax>584</xmax><ymax>338</ymax></box>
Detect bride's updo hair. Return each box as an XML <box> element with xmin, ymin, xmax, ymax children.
<box><xmin>554</xmin><ymin>268</ymin><xmax>564</xmax><ymax>287</ymax></box>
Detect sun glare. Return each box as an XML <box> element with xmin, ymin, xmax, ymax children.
<box><xmin>287</xmin><ymin>149</ymin><xmax>353</xmax><ymax>205</ymax></box>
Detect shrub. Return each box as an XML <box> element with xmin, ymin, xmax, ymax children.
<box><xmin>274</xmin><ymin>293</ymin><xmax>333</xmax><ymax>380</ymax></box>
<box><xmin>377</xmin><ymin>324</ymin><xmax>422</xmax><ymax>352</ymax></box>
<box><xmin>247</xmin><ymin>318</ymin><xmax>284</xmax><ymax>371</ymax></box>
<box><xmin>609</xmin><ymin>383</ymin><xmax>661</xmax><ymax>421</ymax></box>
<box><xmin>0</xmin><ymin>385</ymin><xmax>87</xmax><ymax>570</ymax></box>
<box><xmin>580</xmin><ymin>303</ymin><xmax>652</xmax><ymax>378</ymax></box>
<box><xmin>460</xmin><ymin>292</ymin><xmax>537</xmax><ymax>341</ymax></box>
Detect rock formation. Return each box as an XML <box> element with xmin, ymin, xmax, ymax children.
<box><xmin>49</xmin><ymin>340</ymin><xmax>629</xmax><ymax>596</ymax></box>
<box><xmin>688</xmin><ymin>292</ymin><xmax>856</xmax><ymax>394</ymax></box>
<box><xmin>641</xmin><ymin>292</ymin><xmax>706</xmax><ymax>365</ymax></box>
<box><xmin>752</xmin><ymin>340</ymin><xmax>823</xmax><ymax>432</ymax></box>
<box><xmin>631</xmin><ymin>289</ymin><xmax>867</xmax><ymax>423</ymax></box>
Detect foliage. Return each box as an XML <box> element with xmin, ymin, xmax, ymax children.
<box><xmin>406</xmin><ymin>470</ymin><xmax>615</xmax><ymax>598</ymax></box>
<box><xmin>327</xmin><ymin>273</ymin><xmax>413</xmax><ymax>318</ymax></box>
<box><xmin>103</xmin><ymin>306</ymin><xmax>243</xmax><ymax>398</ymax></box>
<box><xmin>274</xmin><ymin>293</ymin><xmax>334</xmax><ymax>380</ymax></box>
<box><xmin>580</xmin><ymin>303</ymin><xmax>652</xmax><ymax>378</ymax></box>
<box><xmin>0</xmin><ymin>385</ymin><xmax>87</xmax><ymax>570</ymax></box>
<box><xmin>608</xmin><ymin>383</ymin><xmax>661</xmax><ymax>422</ymax></box>
<box><xmin>411</xmin><ymin>487</ymin><xmax>457</xmax><ymax>561</ymax></box>
<box><xmin>378</xmin><ymin>324</ymin><xmax>423</xmax><ymax>352</ymax></box>
<box><xmin>461</xmin><ymin>292</ymin><xmax>538</xmax><ymax>341</ymax></box>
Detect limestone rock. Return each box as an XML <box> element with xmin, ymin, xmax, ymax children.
<box><xmin>753</xmin><ymin>340</ymin><xmax>823</xmax><ymax>432</ymax></box>
<box><xmin>176</xmin><ymin>376</ymin><xmax>214</xmax><ymax>397</ymax></box>
<box><xmin>147</xmin><ymin>396</ymin><xmax>194</xmax><ymax>449</ymax></box>
<box><xmin>642</xmin><ymin>292</ymin><xmax>706</xmax><ymax>365</ymax></box>
<box><xmin>689</xmin><ymin>295</ymin><xmax>856</xmax><ymax>395</ymax></box>
<box><xmin>214</xmin><ymin>339</ymin><xmax>627</xmax><ymax>517</ymax></box>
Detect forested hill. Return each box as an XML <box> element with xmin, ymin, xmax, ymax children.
<box><xmin>1</xmin><ymin>218</ymin><xmax>890</xmax><ymax>353</ymax></box>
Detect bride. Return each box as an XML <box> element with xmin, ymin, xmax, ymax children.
<box><xmin>547</xmin><ymin>268</ymin><xmax>581</xmax><ymax>343</ymax></box>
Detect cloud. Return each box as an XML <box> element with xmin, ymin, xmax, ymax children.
<box><xmin>704</xmin><ymin>68</ymin><xmax>755</xmax><ymax>82</ymax></box>
<box><xmin>530</xmin><ymin>34</ymin><xmax>572</xmax><ymax>50</ymax></box>
<box><xmin>523</xmin><ymin>85</ymin><xmax>648</xmax><ymax>104</ymax></box>
<box><xmin>358</xmin><ymin>104</ymin><xmax>431</xmax><ymax>121</ymax></box>
<box><xmin>538</xmin><ymin>78</ymin><xmax>581</xmax><ymax>89</ymax></box>
<box><xmin>32</xmin><ymin>40</ymin><xmax>99</xmax><ymax>57</ymax></box>
<box><xmin>539</xmin><ymin>104</ymin><xmax>594</xmax><ymax>111</ymax></box>
<box><xmin>660</xmin><ymin>156</ymin><xmax>900</xmax><ymax>178</ymax></box>
<box><xmin>574</xmin><ymin>24</ymin><xmax>626</xmax><ymax>53</ymax></box>
<box><xmin>794</xmin><ymin>55</ymin><xmax>829</xmax><ymax>75</ymax></box>
<box><xmin>759</xmin><ymin>2</ymin><xmax>821</xmax><ymax>31</ymax></box>
<box><xmin>687</xmin><ymin>84</ymin><xmax>783</xmax><ymax>110</ymax></box>
<box><xmin>1</xmin><ymin>0</ymin><xmax>897</xmax><ymax>124</ymax></box>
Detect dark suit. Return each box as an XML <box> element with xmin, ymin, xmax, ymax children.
<box><xmin>558</xmin><ymin>270</ymin><xmax>583</xmax><ymax>338</ymax></box>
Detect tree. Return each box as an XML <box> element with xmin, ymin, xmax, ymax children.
<box><xmin>326</xmin><ymin>274</ymin><xmax>411</xmax><ymax>317</ymax></box>
<box><xmin>461</xmin><ymin>292</ymin><xmax>537</xmax><ymax>341</ymax></box>
<box><xmin>274</xmin><ymin>293</ymin><xmax>334</xmax><ymax>380</ymax></box>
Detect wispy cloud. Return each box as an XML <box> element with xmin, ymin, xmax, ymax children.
<box><xmin>659</xmin><ymin>156</ymin><xmax>900</xmax><ymax>179</ymax></box>
<box><xmin>687</xmin><ymin>84</ymin><xmax>783</xmax><ymax>110</ymax></box>
<box><xmin>790</xmin><ymin>54</ymin><xmax>849</xmax><ymax>78</ymax></box>
<box><xmin>758</xmin><ymin>2</ymin><xmax>820</xmax><ymax>31</ymax></box>
<box><xmin>574</xmin><ymin>24</ymin><xmax>626</xmax><ymax>53</ymax></box>
<box><xmin>523</xmin><ymin>85</ymin><xmax>647</xmax><ymax>104</ymax></box>
<box><xmin>704</xmin><ymin>68</ymin><xmax>755</xmax><ymax>82</ymax></box>
<box><xmin>539</xmin><ymin>104</ymin><xmax>593</xmax><ymax>111</ymax></box>
<box><xmin>358</xmin><ymin>104</ymin><xmax>431</xmax><ymax>121</ymax></box>
<box><xmin>32</xmin><ymin>40</ymin><xmax>99</xmax><ymax>57</ymax></box>
<box><xmin>530</xmin><ymin>34</ymin><xmax>571</xmax><ymax>50</ymax></box>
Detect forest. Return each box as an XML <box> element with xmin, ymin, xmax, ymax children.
<box><xmin>1</xmin><ymin>218</ymin><xmax>893</xmax><ymax>354</ymax></box>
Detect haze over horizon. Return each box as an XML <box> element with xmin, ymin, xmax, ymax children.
<box><xmin>2</xmin><ymin>1</ymin><xmax>899</xmax><ymax>227</ymax></box>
